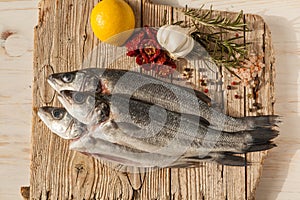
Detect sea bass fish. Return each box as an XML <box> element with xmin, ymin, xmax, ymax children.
<box><xmin>37</xmin><ymin>106</ymin><xmax>181</xmax><ymax>167</ymax></box>
<box><xmin>70</xmin><ymin>132</ymin><xmax>253</xmax><ymax>167</ymax></box>
<box><xmin>48</xmin><ymin>68</ymin><xmax>279</xmax><ymax>132</ymax></box>
<box><xmin>47</xmin><ymin>68</ymin><xmax>211</xmax><ymax>104</ymax></box>
<box><xmin>58</xmin><ymin>90</ymin><xmax>278</xmax><ymax>158</ymax></box>
<box><xmin>38</xmin><ymin>106</ymin><xmax>252</xmax><ymax>167</ymax></box>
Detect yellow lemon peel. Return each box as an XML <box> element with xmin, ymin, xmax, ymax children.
<box><xmin>90</xmin><ymin>0</ymin><xmax>135</xmax><ymax>46</ymax></box>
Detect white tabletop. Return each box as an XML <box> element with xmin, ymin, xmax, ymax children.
<box><xmin>0</xmin><ymin>0</ymin><xmax>299</xmax><ymax>199</ymax></box>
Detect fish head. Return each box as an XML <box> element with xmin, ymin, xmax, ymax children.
<box><xmin>37</xmin><ymin>107</ymin><xmax>86</xmax><ymax>139</ymax></box>
<box><xmin>58</xmin><ymin>90</ymin><xmax>110</xmax><ymax>125</ymax></box>
<box><xmin>47</xmin><ymin>70</ymin><xmax>100</xmax><ymax>93</ymax></box>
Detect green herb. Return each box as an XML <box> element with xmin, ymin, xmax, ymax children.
<box><xmin>174</xmin><ymin>6</ymin><xmax>250</xmax><ymax>74</ymax></box>
<box><xmin>184</xmin><ymin>6</ymin><xmax>248</xmax><ymax>32</ymax></box>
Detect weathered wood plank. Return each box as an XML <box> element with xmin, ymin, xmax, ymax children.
<box><xmin>221</xmin><ymin>11</ymin><xmax>247</xmax><ymax>200</ymax></box>
<box><xmin>137</xmin><ymin>3</ymin><xmax>172</xmax><ymax>199</ymax></box>
<box><xmin>243</xmin><ymin>14</ymin><xmax>275</xmax><ymax>200</ymax></box>
<box><xmin>143</xmin><ymin>2</ymin><xmax>172</xmax><ymax>27</ymax></box>
<box><xmin>170</xmin><ymin>7</ymin><xmax>226</xmax><ymax>200</ymax></box>
<box><xmin>31</xmin><ymin>0</ymin><xmax>135</xmax><ymax>199</ymax></box>
<box><xmin>2</xmin><ymin>1</ymin><xmax>300</xmax><ymax>200</ymax></box>
<box><xmin>170</xmin><ymin>8</ymin><xmax>251</xmax><ymax>200</ymax></box>
<box><xmin>31</xmin><ymin>1</ymin><xmax>275</xmax><ymax>199</ymax></box>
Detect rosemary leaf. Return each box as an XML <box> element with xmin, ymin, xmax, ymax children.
<box><xmin>179</xmin><ymin>5</ymin><xmax>251</xmax><ymax>74</ymax></box>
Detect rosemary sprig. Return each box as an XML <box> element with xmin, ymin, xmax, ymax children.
<box><xmin>184</xmin><ymin>6</ymin><xmax>248</xmax><ymax>32</ymax></box>
<box><xmin>177</xmin><ymin>6</ymin><xmax>251</xmax><ymax>74</ymax></box>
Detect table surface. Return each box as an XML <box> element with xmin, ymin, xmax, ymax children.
<box><xmin>0</xmin><ymin>0</ymin><xmax>299</xmax><ymax>199</ymax></box>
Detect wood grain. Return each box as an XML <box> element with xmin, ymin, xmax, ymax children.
<box><xmin>156</xmin><ymin>2</ymin><xmax>300</xmax><ymax>200</ymax></box>
<box><xmin>0</xmin><ymin>1</ymin><xmax>38</xmax><ymax>200</ymax></box>
<box><xmin>0</xmin><ymin>0</ymin><xmax>300</xmax><ymax>200</ymax></box>
<box><xmin>243</xmin><ymin>14</ymin><xmax>266</xmax><ymax>200</ymax></box>
<box><xmin>30</xmin><ymin>1</ymin><xmax>276</xmax><ymax>199</ymax></box>
<box><xmin>31</xmin><ymin>0</ymin><xmax>132</xmax><ymax>199</ymax></box>
<box><xmin>1</xmin><ymin>1</ymin><xmax>300</xmax><ymax>200</ymax></box>
<box><xmin>1</xmin><ymin>0</ymin><xmax>300</xmax><ymax>200</ymax></box>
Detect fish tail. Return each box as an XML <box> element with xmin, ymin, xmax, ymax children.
<box><xmin>243</xmin><ymin>128</ymin><xmax>279</xmax><ymax>153</ymax></box>
<box><xmin>246</xmin><ymin>128</ymin><xmax>279</xmax><ymax>144</ymax></box>
<box><xmin>245</xmin><ymin>115</ymin><xmax>281</xmax><ymax>129</ymax></box>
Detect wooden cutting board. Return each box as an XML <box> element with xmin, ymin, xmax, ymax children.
<box><xmin>30</xmin><ymin>0</ymin><xmax>275</xmax><ymax>199</ymax></box>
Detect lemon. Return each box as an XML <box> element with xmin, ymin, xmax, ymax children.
<box><xmin>90</xmin><ymin>0</ymin><xmax>135</xmax><ymax>46</ymax></box>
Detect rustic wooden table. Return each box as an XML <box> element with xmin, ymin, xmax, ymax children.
<box><xmin>0</xmin><ymin>0</ymin><xmax>299</xmax><ymax>199</ymax></box>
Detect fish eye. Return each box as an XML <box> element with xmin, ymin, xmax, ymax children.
<box><xmin>52</xmin><ymin>108</ymin><xmax>64</xmax><ymax>120</ymax></box>
<box><xmin>73</xmin><ymin>92</ymin><xmax>87</xmax><ymax>104</ymax></box>
<box><xmin>61</xmin><ymin>73</ymin><xmax>74</xmax><ymax>83</ymax></box>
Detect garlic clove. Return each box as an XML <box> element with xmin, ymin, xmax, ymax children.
<box><xmin>157</xmin><ymin>26</ymin><xmax>169</xmax><ymax>46</ymax></box>
<box><xmin>177</xmin><ymin>36</ymin><xmax>194</xmax><ymax>58</ymax></box>
<box><xmin>168</xmin><ymin>33</ymin><xmax>187</xmax><ymax>52</ymax></box>
<box><xmin>157</xmin><ymin>25</ymin><xmax>194</xmax><ymax>59</ymax></box>
<box><xmin>175</xmin><ymin>37</ymin><xmax>194</xmax><ymax>58</ymax></box>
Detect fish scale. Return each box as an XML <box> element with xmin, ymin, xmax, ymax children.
<box><xmin>58</xmin><ymin>91</ymin><xmax>278</xmax><ymax>157</ymax></box>
<box><xmin>38</xmin><ymin>105</ymin><xmax>277</xmax><ymax>167</ymax></box>
<box><xmin>48</xmin><ymin>68</ymin><xmax>280</xmax><ymax>132</ymax></box>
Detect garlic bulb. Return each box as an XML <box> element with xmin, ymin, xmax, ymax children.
<box><xmin>157</xmin><ymin>25</ymin><xmax>194</xmax><ymax>59</ymax></box>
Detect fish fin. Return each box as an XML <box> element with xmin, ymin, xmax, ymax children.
<box><xmin>175</xmin><ymin>84</ymin><xmax>211</xmax><ymax>105</ymax></box>
<box><xmin>167</xmin><ymin>161</ymin><xmax>203</xmax><ymax>168</ymax></box>
<box><xmin>74</xmin><ymin>150</ymin><xmax>144</xmax><ymax>168</ymax></box>
<box><xmin>115</xmin><ymin>121</ymin><xmax>143</xmax><ymax>132</ymax></box>
<box><xmin>181</xmin><ymin>153</ymin><xmax>248</xmax><ymax>166</ymax></box>
<box><xmin>199</xmin><ymin>117</ymin><xmax>211</xmax><ymax>127</ymax></box>
<box><xmin>193</xmin><ymin>90</ymin><xmax>211</xmax><ymax>105</ymax></box>
<box><xmin>69</xmin><ymin>135</ymin><xmax>93</xmax><ymax>152</ymax></box>
<box><xmin>183</xmin><ymin>113</ymin><xmax>211</xmax><ymax>127</ymax></box>
<box><xmin>245</xmin><ymin>142</ymin><xmax>277</xmax><ymax>153</ymax></box>
<box><xmin>90</xmin><ymin>153</ymin><xmax>143</xmax><ymax>167</ymax></box>
<box><xmin>245</xmin><ymin>115</ymin><xmax>281</xmax><ymax>129</ymax></box>
<box><xmin>246</xmin><ymin>128</ymin><xmax>279</xmax><ymax>144</ymax></box>
<box><xmin>213</xmin><ymin>153</ymin><xmax>247</xmax><ymax>166</ymax></box>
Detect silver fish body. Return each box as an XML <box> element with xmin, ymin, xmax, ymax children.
<box><xmin>47</xmin><ymin>68</ymin><xmax>211</xmax><ymax>104</ymax></box>
<box><xmin>70</xmin><ymin>134</ymin><xmax>182</xmax><ymax>168</ymax></box>
<box><xmin>71</xmin><ymin>132</ymin><xmax>254</xmax><ymax>167</ymax></box>
<box><xmin>58</xmin><ymin>91</ymin><xmax>278</xmax><ymax>158</ymax></box>
<box><xmin>48</xmin><ymin>68</ymin><xmax>279</xmax><ymax>132</ymax></box>
<box><xmin>37</xmin><ymin>106</ymin><xmax>184</xmax><ymax>167</ymax></box>
<box><xmin>37</xmin><ymin>106</ymin><xmax>250</xmax><ymax>167</ymax></box>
